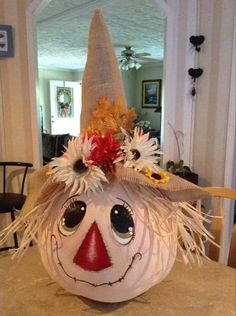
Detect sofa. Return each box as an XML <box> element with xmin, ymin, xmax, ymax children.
<box><xmin>42</xmin><ymin>133</ymin><xmax>71</xmax><ymax>165</ymax></box>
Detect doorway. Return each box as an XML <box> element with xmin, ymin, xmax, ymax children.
<box><xmin>46</xmin><ymin>80</ymin><xmax>81</xmax><ymax>135</ymax></box>
<box><xmin>26</xmin><ymin>0</ymin><xmax>176</xmax><ymax>168</ymax></box>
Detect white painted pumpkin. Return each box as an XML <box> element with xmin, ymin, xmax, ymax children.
<box><xmin>38</xmin><ymin>182</ymin><xmax>177</xmax><ymax>302</ymax></box>
<box><xmin>0</xmin><ymin>9</ymin><xmax>212</xmax><ymax>305</ymax></box>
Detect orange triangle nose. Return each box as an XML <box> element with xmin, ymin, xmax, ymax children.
<box><xmin>73</xmin><ymin>222</ymin><xmax>112</xmax><ymax>271</ymax></box>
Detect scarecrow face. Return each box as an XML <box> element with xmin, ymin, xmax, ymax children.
<box><xmin>38</xmin><ymin>183</ymin><xmax>177</xmax><ymax>302</ymax></box>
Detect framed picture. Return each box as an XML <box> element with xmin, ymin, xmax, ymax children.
<box><xmin>0</xmin><ymin>25</ymin><xmax>14</xmax><ymax>57</ymax></box>
<box><xmin>142</xmin><ymin>79</ymin><xmax>162</xmax><ymax>108</ymax></box>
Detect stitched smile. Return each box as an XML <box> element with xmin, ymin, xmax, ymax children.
<box><xmin>51</xmin><ymin>234</ymin><xmax>142</xmax><ymax>287</ymax></box>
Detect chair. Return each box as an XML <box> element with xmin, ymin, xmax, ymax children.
<box><xmin>198</xmin><ymin>187</ymin><xmax>236</xmax><ymax>265</ymax></box>
<box><xmin>0</xmin><ymin>162</ymin><xmax>33</xmax><ymax>251</ymax></box>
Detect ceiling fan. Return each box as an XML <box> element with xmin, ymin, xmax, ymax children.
<box><xmin>117</xmin><ymin>46</ymin><xmax>155</xmax><ymax>70</ymax></box>
<box><xmin>118</xmin><ymin>46</ymin><xmax>156</xmax><ymax>70</ymax></box>
<box><xmin>120</xmin><ymin>46</ymin><xmax>150</xmax><ymax>59</ymax></box>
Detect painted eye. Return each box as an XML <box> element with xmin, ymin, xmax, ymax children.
<box><xmin>59</xmin><ymin>199</ymin><xmax>86</xmax><ymax>236</ymax></box>
<box><xmin>110</xmin><ymin>203</ymin><xmax>135</xmax><ymax>245</ymax></box>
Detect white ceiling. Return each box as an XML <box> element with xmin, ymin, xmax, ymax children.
<box><xmin>36</xmin><ymin>0</ymin><xmax>166</xmax><ymax>70</ymax></box>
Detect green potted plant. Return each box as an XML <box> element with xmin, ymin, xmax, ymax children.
<box><xmin>166</xmin><ymin>159</ymin><xmax>198</xmax><ymax>184</ymax></box>
<box><xmin>166</xmin><ymin>123</ymin><xmax>198</xmax><ymax>185</ymax></box>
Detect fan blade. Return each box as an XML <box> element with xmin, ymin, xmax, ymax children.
<box><xmin>113</xmin><ymin>43</ymin><xmax>130</xmax><ymax>48</ymax></box>
<box><xmin>136</xmin><ymin>56</ymin><xmax>159</xmax><ymax>62</ymax></box>
<box><xmin>134</xmin><ymin>52</ymin><xmax>151</xmax><ymax>58</ymax></box>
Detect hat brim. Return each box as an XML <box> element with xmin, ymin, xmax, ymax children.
<box><xmin>23</xmin><ymin>163</ymin><xmax>209</xmax><ymax>217</ymax></box>
<box><xmin>114</xmin><ymin>164</ymin><xmax>210</xmax><ymax>202</ymax></box>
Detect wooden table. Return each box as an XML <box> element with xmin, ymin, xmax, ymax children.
<box><xmin>0</xmin><ymin>247</ymin><xmax>235</xmax><ymax>316</ymax></box>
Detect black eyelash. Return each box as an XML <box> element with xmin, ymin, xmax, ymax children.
<box><xmin>66</xmin><ymin>201</ymin><xmax>77</xmax><ymax>212</ymax></box>
<box><xmin>131</xmin><ymin>231</ymin><xmax>136</xmax><ymax>241</ymax></box>
<box><xmin>116</xmin><ymin>197</ymin><xmax>133</xmax><ymax>215</ymax></box>
<box><xmin>122</xmin><ymin>203</ymin><xmax>132</xmax><ymax>215</ymax></box>
<box><xmin>62</xmin><ymin>194</ymin><xmax>80</xmax><ymax>209</ymax></box>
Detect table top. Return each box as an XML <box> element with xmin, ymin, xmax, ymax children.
<box><xmin>0</xmin><ymin>247</ymin><xmax>235</xmax><ymax>316</ymax></box>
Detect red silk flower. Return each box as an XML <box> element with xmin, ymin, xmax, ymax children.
<box><xmin>88</xmin><ymin>132</ymin><xmax>121</xmax><ymax>172</ymax></box>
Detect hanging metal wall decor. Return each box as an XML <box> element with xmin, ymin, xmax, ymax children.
<box><xmin>188</xmin><ymin>35</ymin><xmax>205</xmax><ymax>96</ymax></box>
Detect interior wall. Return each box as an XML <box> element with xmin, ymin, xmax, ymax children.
<box><xmin>135</xmin><ymin>64</ymin><xmax>163</xmax><ymax>131</ymax></box>
<box><xmin>121</xmin><ymin>69</ymin><xmax>137</xmax><ymax>108</ymax></box>
<box><xmin>121</xmin><ymin>65</ymin><xmax>163</xmax><ymax>132</ymax></box>
<box><xmin>193</xmin><ymin>0</ymin><xmax>235</xmax><ymax>186</ymax></box>
<box><xmin>38</xmin><ymin>68</ymin><xmax>78</xmax><ymax>133</ymax></box>
<box><xmin>0</xmin><ymin>0</ymin><xmax>33</xmax><ymax>164</ymax></box>
<box><xmin>72</xmin><ymin>70</ymin><xmax>83</xmax><ymax>82</ymax></box>
<box><xmin>162</xmin><ymin>0</ymin><xmax>201</xmax><ymax>167</ymax></box>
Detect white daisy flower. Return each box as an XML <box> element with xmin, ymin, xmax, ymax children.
<box><xmin>50</xmin><ymin>135</ymin><xmax>108</xmax><ymax>194</ymax></box>
<box><xmin>119</xmin><ymin>127</ymin><xmax>163</xmax><ymax>172</ymax></box>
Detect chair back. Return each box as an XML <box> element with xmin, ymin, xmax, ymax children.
<box><xmin>199</xmin><ymin>187</ymin><xmax>236</xmax><ymax>265</ymax></box>
<box><xmin>0</xmin><ymin>162</ymin><xmax>33</xmax><ymax>195</ymax></box>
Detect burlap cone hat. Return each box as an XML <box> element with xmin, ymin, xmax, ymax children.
<box><xmin>79</xmin><ymin>10</ymin><xmax>208</xmax><ymax>202</ymax></box>
<box><xmin>22</xmin><ymin>10</ymin><xmax>209</xmax><ymax>215</ymax></box>
<box><xmin>80</xmin><ymin>10</ymin><xmax>127</xmax><ymax>130</ymax></box>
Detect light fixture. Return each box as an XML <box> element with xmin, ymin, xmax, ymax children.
<box><xmin>119</xmin><ymin>47</ymin><xmax>142</xmax><ymax>70</ymax></box>
<box><xmin>119</xmin><ymin>58</ymin><xmax>141</xmax><ymax>70</ymax></box>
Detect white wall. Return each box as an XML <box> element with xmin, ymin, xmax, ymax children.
<box><xmin>0</xmin><ymin>0</ymin><xmax>33</xmax><ymax>164</ymax></box>
<box><xmin>192</xmin><ymin>0</ymin><xmax>235</xmax><ymax>186</ymax></box>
